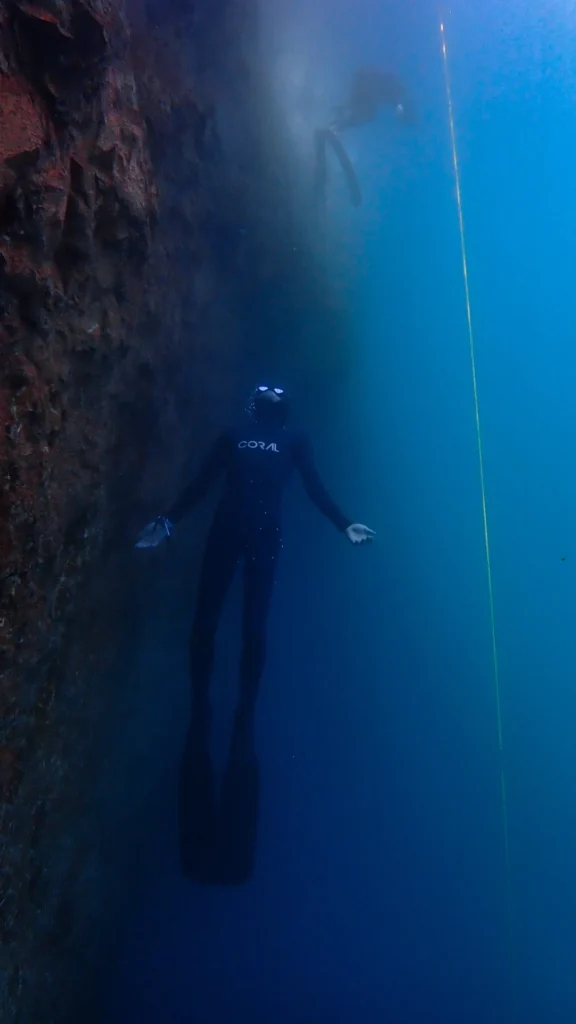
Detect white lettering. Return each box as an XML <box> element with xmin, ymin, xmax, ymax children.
<box><xmin>237</xmin><ymin>441</ymin><xmax>280</xmax><ymax>452</ymax></box>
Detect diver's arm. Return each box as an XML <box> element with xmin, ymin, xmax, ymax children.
<box><xmin>166</xmin><ymin>431</ymin><xmax>232</xmax><ymax>524</ymax></box>
<box><xmin>294</xmin><ymin>435</ymin><xmax>352</xmax><ymax>533</ymax></box>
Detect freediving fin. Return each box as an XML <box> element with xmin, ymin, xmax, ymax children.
<box><xmin>178</xmin><ymin>742</ymin><xmax>218</xmax><ymax>884</ymax></box>
<box><xmin>216</xmin><ymin>754</ymin><xmax>260</xmax><ymax>886</ymax></box>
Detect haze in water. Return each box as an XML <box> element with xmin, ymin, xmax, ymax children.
<box><xmin>105</xmin><ymin>1</ymin><xmax>576</xmax><ymax>1021</ymax></box>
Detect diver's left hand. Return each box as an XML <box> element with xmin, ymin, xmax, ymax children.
<box><xmin>346</xmin><ymin>523</ymin><xmax>375</xmax><ymax>545</ymax></box>
<box><xmin>135</xmin><ymin>516</ymin><xmax>173</xmax><ymax>549</ymax></box>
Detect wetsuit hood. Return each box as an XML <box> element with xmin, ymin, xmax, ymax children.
<box><xmin>248</xmin><ymin>386</ymin><xmax>289</xmax><ymax>427</ymax></box>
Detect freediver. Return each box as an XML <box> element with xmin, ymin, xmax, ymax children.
<box><xmin>314</xmin><ymin>66</ymin><xmax>412</xmax><ymax>208</ymax></box>
<box><xmin>136</xmin><ymin>385</ymin><xmax>375</xmax><ymax>885</ymax></box>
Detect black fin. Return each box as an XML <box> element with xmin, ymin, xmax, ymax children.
<box><xmin>217</xmin><ymin>755</ymin><xmax>260</xmax><ymax>886</ymax></box>
<box><xmin>179</xmin><ymin>739</ymin><xmax>218</xmax><ymax>884</ymax></box>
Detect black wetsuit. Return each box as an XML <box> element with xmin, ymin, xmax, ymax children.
<box><xmin>167</xmin><ymin>423</ymin><xmax>351</xmax><ymax>723</ymax></box>
<box><xmin>170</xmin><ymin>422</ymin><xmax>350</xmax><ymax>884</ymax></box>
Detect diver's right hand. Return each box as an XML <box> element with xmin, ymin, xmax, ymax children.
<box><xmin>135</xmin><ymin>516</ymin><xmax>173</xmax><ymax>549</ymax></box>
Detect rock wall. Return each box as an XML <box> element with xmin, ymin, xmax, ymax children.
<box><xmin>0</xmin><ymin>0</ymin><xmax>356</xmax><ymax>1017</ymax></box>
<box><xmin>1</xmin><ymin>0</ymin><xmax>153</xmax><ymax>697</ymax></box>
<box><xmin>0</xmin><ymin>1</ymin><xmax>268</xmax><ymax>1020</ymax></box>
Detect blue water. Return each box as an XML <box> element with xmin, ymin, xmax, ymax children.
<box><xmin>104</xmin><ymin>1</ymin><xmax>576</xmax><ymax>1020</ymax></box>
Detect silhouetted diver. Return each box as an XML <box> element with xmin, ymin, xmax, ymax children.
<box><xmin>136</xmin><ymin>386</ymin><xmax>375</xmax><ymax>885</ymax></box>
<box><xmin>314</xmin><ymin>66</ymin><xmax>412</xmax><ymax>208</ymax></box>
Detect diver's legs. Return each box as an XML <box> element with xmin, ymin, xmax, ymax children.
<box><xmin>313</xmin><ymin>129</ymin><xmax>329</xmax><ymax>209</ymax></box>
<box><xmin>189</xmin><ymin>517</ymin><xmax>241</xmax><ymax>727</ymax></box>
<box><xmin>314</xmin><ymin>127</ymin><xmax>362</xmax><ymax>208</ymax></box>
<box><xmin>325</xmin><ymin>130</ymin><xmax>362</xmax><ymax>208</ymax></box>
<box><xmin>235</xmin><ymin>529</ymin><xmax>281</xmax><ymax>740</ymax></box>
<box><xmin>218</xmin><ymin>531</ymin><xmax>281</xmax><ymax>885</ymax></box>
<box><xmin>180</xmin><ymin>519</ymin><xmax>240</xmax><ymax>881</ymax></box>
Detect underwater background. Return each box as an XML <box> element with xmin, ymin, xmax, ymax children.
<box><xmin>101</xmin><ymin>0</ymin><xmax>576</xmax><ymax>1020</ymax></box>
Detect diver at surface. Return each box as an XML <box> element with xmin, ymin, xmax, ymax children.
<box><xmin>136</xmin><ymin>385</ymin><xmax>375</xmax><ymax>886</ymax></box>
<box><xmin>314</xmin><ymin>66</ymin><xmax>412</xmax><ymax>208</ymax></box>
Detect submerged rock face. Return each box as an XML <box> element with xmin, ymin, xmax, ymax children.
<box><xmin>0</xmin><ymin>0</ymin><xmax>260</xmax><ymax>1019</ymax></box>
<box><xmin>0</xmin><ymin>0</ymin><xmax>156</xmax><ymax>700</ymax></box>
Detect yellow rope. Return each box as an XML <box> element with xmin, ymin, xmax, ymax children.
<box><xmin>439</xmin><ymin>17</ymin><xmax>516</xmax><ymax>1017</ymax></box>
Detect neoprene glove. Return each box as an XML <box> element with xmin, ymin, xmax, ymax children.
<box><xmin>135</xmin><ymin>516</ymin><xmax>173</xmax><ymax>549</ymax></box>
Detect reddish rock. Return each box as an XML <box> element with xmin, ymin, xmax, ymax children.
<box><xmin>0</xmin><ymin>0</ymin><xmax>196</xmax><ymax>1018</ymax></box>
<box><xmin>0</xmin><ymin>76</ymin><xmax>48</xmax><ymax>161</ymax></box>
